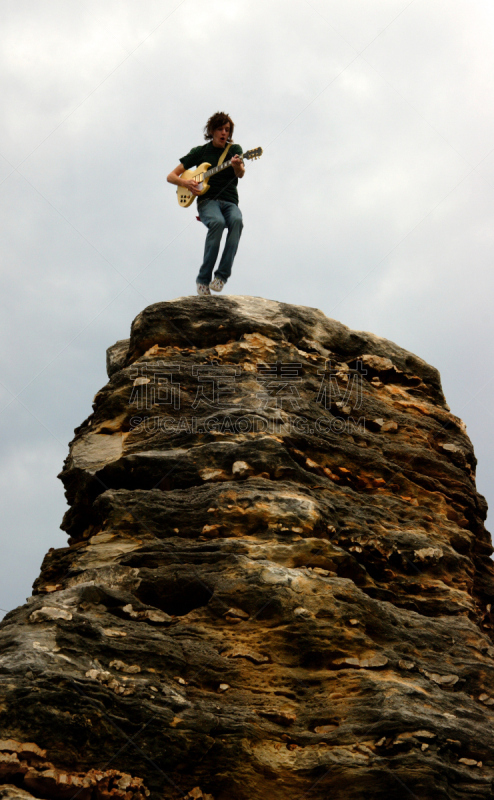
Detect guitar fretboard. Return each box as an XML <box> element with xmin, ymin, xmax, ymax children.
<box><xmin>205</xmin><ymin>157</ymin><xmax>239</xmax><ymax>179</ymax></box>
<box><xmin>189</xmin><ymin>147</ymin><xmax>260</xmax><ymax>190</ymax></box>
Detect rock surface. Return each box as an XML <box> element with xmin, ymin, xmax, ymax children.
<box><xmin>1</xmin><ymin>295</ymin><xmax>494</xmax><ymax>799</ymax></box>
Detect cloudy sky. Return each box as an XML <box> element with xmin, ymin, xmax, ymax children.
<box><xmin>1</xmin><ymin>0</ymin><xmax>493</xmax><ymax>618</ymax></box>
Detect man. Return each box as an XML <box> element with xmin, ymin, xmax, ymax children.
<box><xmin>167</xmin><ymin>112</ymin><xmax>245</xmax><ymax>296</ymax></box>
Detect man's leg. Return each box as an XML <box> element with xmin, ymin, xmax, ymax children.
<box><xmin>214</xmin><ymin>202</ymin><xmax>243</xmax><ymax>283</ymax></box>
<box><xmin>196</xmin><ymin>201</ymin><xmax>226</xmax><ymax>286</ymax></box>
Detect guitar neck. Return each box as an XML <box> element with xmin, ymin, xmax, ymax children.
<box><xmin>205</xmin><ymin>155</ymin><xmax>240</xmax><ymax>179</ymax></box>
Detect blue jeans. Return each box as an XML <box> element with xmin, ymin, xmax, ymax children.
<box><xmin>196</xmin><ymin>199</ymin><xmax>243</xmax><ymax>285</ymax></box>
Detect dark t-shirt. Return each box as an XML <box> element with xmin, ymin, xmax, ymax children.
<box><xmin>180</xmin><ymin>142</ymin><xmax>243</xmax><ymax>205</ymax></box>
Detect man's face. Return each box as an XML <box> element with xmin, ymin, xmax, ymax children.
<box><xmin>212</xmin><ymin>123</ymin><xmax>231</xmax><ymax>148</ymax></box>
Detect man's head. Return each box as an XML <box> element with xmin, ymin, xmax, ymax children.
<box><xmin>204</xmin><ymin>112</ymin><xmax>234</xmax><ymax>146</ymax></box>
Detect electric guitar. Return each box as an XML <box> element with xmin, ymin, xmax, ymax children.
<box><xmin>177</xmin><ymin>147</ymin><xmax>263</xmax><ymax>208</ymax></box>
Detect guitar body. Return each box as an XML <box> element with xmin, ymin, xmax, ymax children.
<box><xmin>177</xmin><ymin>162</ymin><xmax>212</xmax><ymax>207</ymax></box>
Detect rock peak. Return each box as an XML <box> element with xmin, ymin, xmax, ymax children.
<box><xmin>1</xmin><ymin>297</ymin><xmax>493</xmax><ymax>799</ymax></box>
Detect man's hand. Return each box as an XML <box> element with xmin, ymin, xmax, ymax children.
<box><xmin>231</xmin><ymin>154</ymin><xmax>245</xmax><ymax>178</ymax></box>
<box><xmin>182</xmin><ymin>178</ymin><xmax>202</xmax><ymax>196</ymax></box>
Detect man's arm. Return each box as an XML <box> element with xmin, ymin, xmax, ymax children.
<box><xmin>167</xmin><ymin>164</ymin><xmax>201</xmax><ymax>196</ymax></box>
<box><xmin>231</xmin><ymin>154</ymin><xmax>245</xmax><ymax>179</ymax></box>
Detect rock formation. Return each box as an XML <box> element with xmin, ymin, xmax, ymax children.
<box><xmin>1</xmin><ymin>296</ymin><xmax>494</xmax><ymax>800</ymax></box>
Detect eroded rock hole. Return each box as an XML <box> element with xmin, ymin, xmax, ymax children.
<box><xmin>136</xmin><ymin>576</ymin><xmax>213</xmax><ymax>616</ymax></box>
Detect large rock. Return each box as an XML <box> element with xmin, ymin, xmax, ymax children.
<box><xmin>1</xmin><ymin>296</ymin><xmax>494</xmax><ymax>800</ymax></box>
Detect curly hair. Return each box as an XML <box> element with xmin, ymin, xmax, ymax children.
<box><xmin>203</xmin><ymin>111</ymin><xmax>234</xmax><ymax>142</ymax></box>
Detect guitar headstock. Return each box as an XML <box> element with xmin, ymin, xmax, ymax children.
<box><xmin>242</xmin><ymin>147</ymin><xmax>263</xmax><ymax>161</ymax></box>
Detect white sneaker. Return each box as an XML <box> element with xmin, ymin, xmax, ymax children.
<box><xmin>210</xmin><ymin>277</ymin><xmax>225</xmax><ymax>292</ymax></box>
<box><xmin>197</xmin><ymin>283</ymin><xmax>211</xmax><ymax>296</ymax></box>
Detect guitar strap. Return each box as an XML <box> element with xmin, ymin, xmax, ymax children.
<box><xmin>217</xmin><ymin>142</ymin><xmax>232</xmax><ymax>166</ymax></box>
